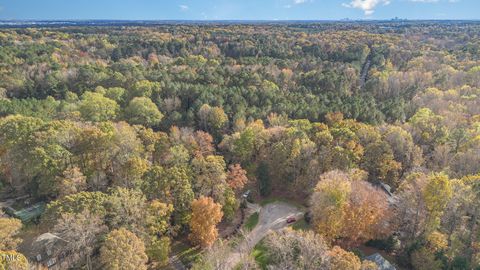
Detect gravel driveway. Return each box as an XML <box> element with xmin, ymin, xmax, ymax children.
<box><xmin>223</xmin><ymin>201</ymin><xmax>304</xmax><ymax>269</ymax></box>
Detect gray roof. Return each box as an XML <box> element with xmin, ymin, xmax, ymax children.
<box><xmin>25</xmin><ymin>233</ymin><xmax>68</xmax><ymax>262</ymax></box>
<box><xmin>365</xmin><ymin>253</ymin><xmax>396</xmax><ymax>270</ymax></box>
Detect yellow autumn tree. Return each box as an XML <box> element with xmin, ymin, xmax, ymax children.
<box><xmin>423</xmin><ymin>173</ymin><xmax>453</xmax><ymax>233</ymax></box>
<box><xmin>0</xmin><ymin>215</ymin><xmax>22</xmax><ymax>250</ymax></box>
<box><xmin>310</xmin><ymin>170</ymin><xmax>351</xmax><ymax>241</ymax></box>
<box><xmin>188</xmin><ymin>196</ymin><xmax>223</xmax><ymax>248</ymax></box>
<box><xmin>328</xmin><ymin>246</ymin><xmax>362</xmax><ymax>270</ymax></box>
<box><xmin>361</xmin><ymin>260</ymin><xmax>379</xmax><ymax>270</ymax></box>
<box><xmin>0</xmin><ymin>250</ymin><xmax>28</xmax><ymax>270</ymax></box>
<box><xmin>99</xmin><ymin>228</ymin><xmax>148</xmax><ymax>270</ymax></box>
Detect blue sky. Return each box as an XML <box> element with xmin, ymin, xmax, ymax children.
<box><xmin>0</xmin><ymin>0</ymin><xmax>478</xmax><ymax>20</ymax></box>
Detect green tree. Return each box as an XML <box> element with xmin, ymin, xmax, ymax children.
<box><xmin>146</xmin><ymin>200</ymin><xmax>173</xmax><ymax>237</ymax></box>
<box><xmin>0</xmin><ymin>115</ymin><xmax>73</xmax><ymax>196</ymax></box>
<box><xmin>130</xmin><ymin>80</ymin><xmax>161</xmax><ymax>98</ymax></box>
<box><xmin>124</xmin><ymin>97</ymin><xmax>163</xmax><ymax>127</ymax></box>
<box><xmin>142</xmin><ymin>166</ymin><xmax>194</xmax><ymax>226</ymax></box>
<box><xmin>382</xmin><ymin>125</ymin><xmax>423</xmax><ymax>176</ymax></box>
<box><xmin>78</xmin><ymin>91</ymin><xmax>119</xmax><ymax>122</ymax></box>
<box><xmin>191</xmin><ymin>155</ymin><xmax>228</xmax><ymax>203</ymax></box>
<box><xmin>105</xmin><ymin>87</ymin><xmax>126</xmax><ymax>104</ymax></box>
<box><xmin>43</xmin><ymin>191</ymin><xmax>108</xmax><ymax>225</ymax></box>
<box><xmin>198</xmin><ymin>104</ymin><xmax>228</xmax><ymax>135</ymax></box>
<box><xmin>361</xmin><ymin>140</ymin><xmax>402</xmax><ymax>187</ymax></box>
<box><xmin>257</xmin><ymin>162</ymin><xmax>271</xmax><ymax>197</ymax></box>
<box><xmin>408</xmin><ymin>108</ymin><xmax>448</xmax><ymax>152</ymax></box>
<box><xmin>146</xmin><ymin>237</ymin><xmax>171</xmax><ymax>267</ymax></box>
<box><xmin>222</xmin><ymin>187</ymin><xmax>238</xmax><ymax>221</ymax></box>
<box><xmin>105</xmin><ymin>187</ymin><xmax>148</xmax><ymax>236</ymax></box>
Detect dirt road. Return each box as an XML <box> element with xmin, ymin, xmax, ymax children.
<box><xmin>223</xmin><ymin>201</ymin><xmax>304</xmax><ymax>269</ymax></box>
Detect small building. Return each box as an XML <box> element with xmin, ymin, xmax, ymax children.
<box><xmin>365</xmin><ymin>253</ymin><xmax>396</xmax><ymax>270</ymax></box>
<box><xmin>24</xmin><ymin>233</ymin><xmax>79</xmax><ymax>270</ymax></box>
<box><xmin>3</xmin><ymin>202</ymin><xmax>46</xmax><ymax>223</ymax></box>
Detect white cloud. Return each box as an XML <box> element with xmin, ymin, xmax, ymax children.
<box><xmin>342</xmin><ymin>0</ymin><xmax>391</xmax><ymax>15</ymax></box>
<box><xmin>342</xmin><ymin>0</ymin><xmax>458</xmax><ymax>15</ymax></box>
<box><xmin>179</xmin><ymin>5</ymin><xmax>189</xmax><ymax>11</ymax></box>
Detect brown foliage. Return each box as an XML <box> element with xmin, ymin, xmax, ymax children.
<box><xmin>328</xmin><ymin>246</ymin><xmax>361</xmax><ymax>270</ymax></box>
<box><xmin>310</xmin><ymin>170</ymin><xmax>392</xmax><ymax>247</ymax></box>
<box><xmin>188</xmin><ymin>196</ymin><xmax>223</xmax><ymax>248</ymax></box>
<box><xmin>226</xmin><ymin>164</ymin><xmax>248</xmax><ymax>191</ymax></box>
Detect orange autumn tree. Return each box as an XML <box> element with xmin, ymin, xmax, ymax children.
<box><xmin>342</xmin><ymin>179</ymin><xmax>392</xmax><ymax>247</ymax></box>
<box><xmin>226</xmin><ymin>164</ymin><xmax>248</xmax><ymax>191</ymax></box>
<box><xmin>310</xmin><ymin>170</ymin><xmax>392</xmax><ymax>247</ymax></box>
<box><xmin>188</xmin><ymin>196</ymin><xmax>223</xmax><ymax>248</ymax></box>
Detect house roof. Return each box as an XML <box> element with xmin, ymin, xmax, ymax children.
<box><xmin>365</xmin><ymin>253</ymin><xmax>396</xmax><ymax>270</ymax></box>
<box><xmin>35</xmin><ymin>233</ymin><xmax>62</xmax><ymax>244</ymax></box>
<box><xmin>25</xmin><ymin>233</ymin><xmax>68</xmax><ymax>262</ymax></box>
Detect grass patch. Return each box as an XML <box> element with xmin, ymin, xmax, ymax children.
<box><xmin>259</xmin><ymin>196</ymin><xmax>305</xmax><ymax>209</ymax></box>
<box><xmin>244</xmin><ymin>212</ymin><xmax>259</xmax><ymax>231</ymax></box>
<box><xmin>252</xmin><ymin>241</ymin><xmax>270</xmax><ymax>270</ymax></box>
<box><xmin>291</xmin><ymin>217</ymin><xmax>311</xmax><ymax>231</ymax></box>
<box><xmin>227</xmin><ymin>234</ymin><xmax>243</xmax><ymax>249</ymax></box>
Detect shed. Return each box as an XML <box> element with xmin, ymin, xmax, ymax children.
<box><xmin>3</xmin><ymin>202</ymin><xmax>46</xmax><ymax>222</ymax></box>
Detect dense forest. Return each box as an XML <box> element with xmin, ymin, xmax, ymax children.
<box><xmin>1</xmin><ymin>21</ymin><xmax>480</xmax><ymax>270</ymax></box>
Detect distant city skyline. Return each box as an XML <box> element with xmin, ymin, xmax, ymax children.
<box><xmin>0</xmin><ymin>0</ymin><xmax>478</xmax><ymax>21</ymax></box>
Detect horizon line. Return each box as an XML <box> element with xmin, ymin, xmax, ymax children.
<box><xmin>1</xmin><ymin>19</ymin><xmax>480</xmax><ymax>23</ymax></box>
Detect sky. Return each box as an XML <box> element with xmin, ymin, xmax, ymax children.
<box><xmin>0</xmin><ymin>0</ymin><xmax>478</xmax><ymax>21</ymax></box>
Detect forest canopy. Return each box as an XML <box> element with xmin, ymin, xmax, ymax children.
<box><xmin>0</xmin><ymin>22</ymin><xmax>479</xmax><ymax>270</ymax></box>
